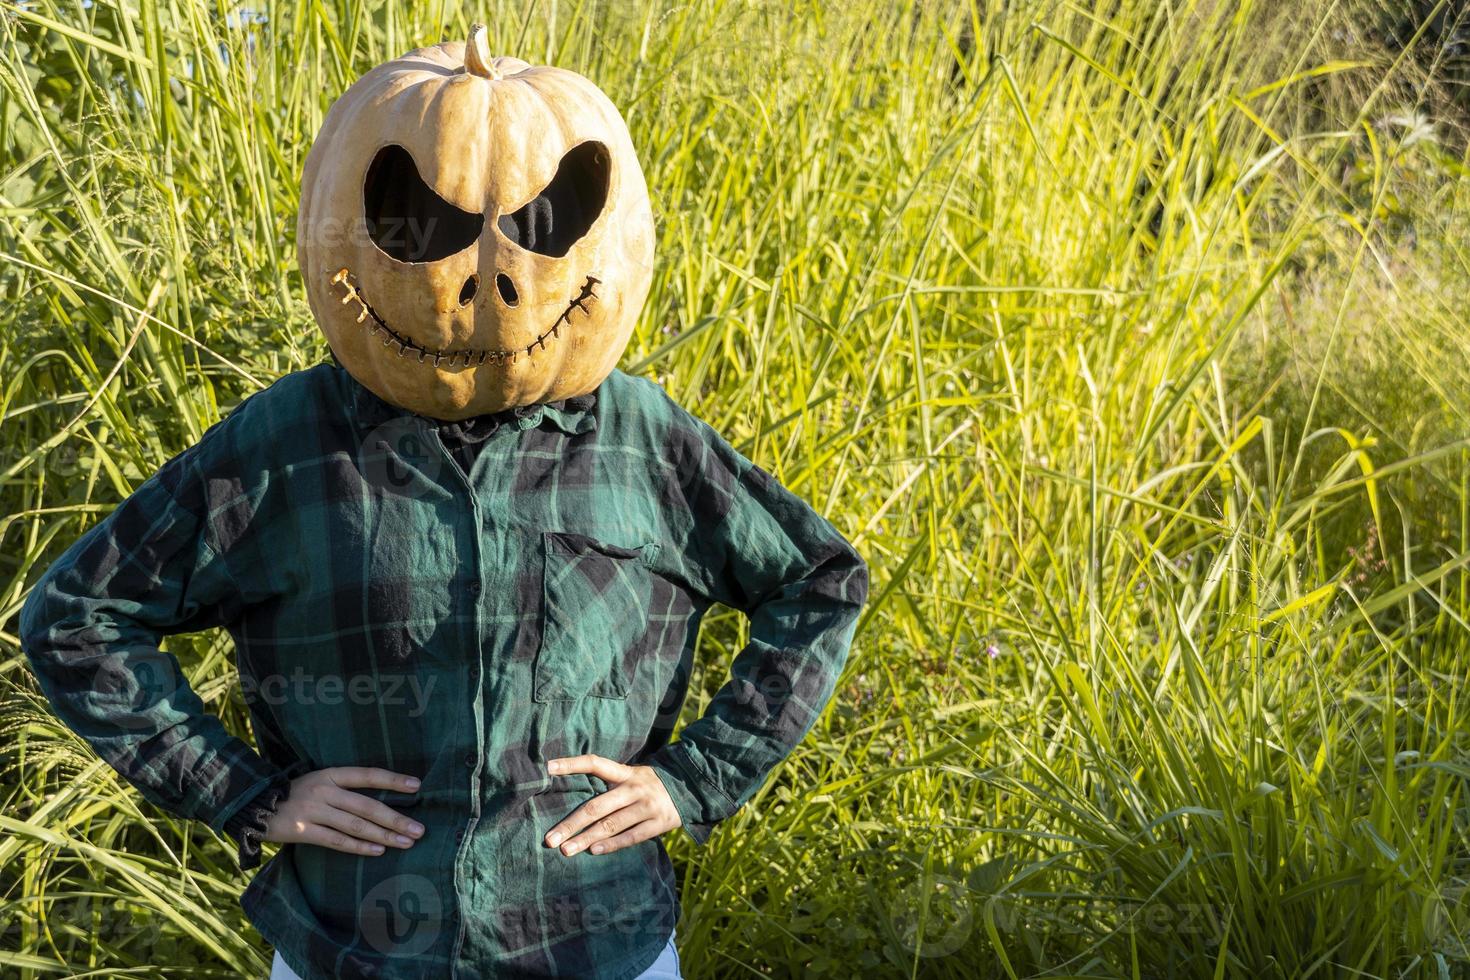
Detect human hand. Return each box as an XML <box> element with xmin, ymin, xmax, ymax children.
<box><xmin>264</xmin><ymin>767</ymin><xmax>425</xmax><ymax>856</ymax></box>
<box><xmin>542</xmin><ymin>754</ymin><xmax>681</xmax><ymax>857</ymax></box>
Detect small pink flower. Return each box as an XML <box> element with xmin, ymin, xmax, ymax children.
<box><xmin>985</xmin><ymin>643</ymin><xmax>1001</xmax><ymax>659</ymax></box>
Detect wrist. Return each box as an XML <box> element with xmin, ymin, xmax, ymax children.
<box><xmin>222</xmin><ymin>771</ymin><xmax>293</xmax><ymax>870</ymax></box>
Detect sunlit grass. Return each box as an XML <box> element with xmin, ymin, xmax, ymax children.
<box><xmin>1</xmin><ymin>0</ymin><xmax>1468</xmax><ymax>976</ymax></box>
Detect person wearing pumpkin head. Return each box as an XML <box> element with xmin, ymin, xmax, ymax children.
<box><xmin>18</xmin><ymin>25</ymin><xmax>867</xmax><ymax>980</ymax></box>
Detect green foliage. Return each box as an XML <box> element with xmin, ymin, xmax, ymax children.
<box><xmin>2</xmin><ymin>0</ymin><xmax>1468</xmax><ymax>976</ymax></box>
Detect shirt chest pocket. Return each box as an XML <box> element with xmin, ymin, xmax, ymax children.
<box><xmin>535</xmin><ymin>531</ymin><xmax>660</xmax><ymax>702</ymax></box>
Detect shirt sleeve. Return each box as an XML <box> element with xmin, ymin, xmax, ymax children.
<box><xmin>221</xmin><ymin>772</ymin><xmax>293</xmax><ymax>870</ymax></box>
<box><xmin>644</xmin><ymin>399</ymin><xmax>869</xmax><ymax>844</ymax></box>
<box><xmin>18</xmin><ymin>433</ymin><xmax>290</xmax><ymax>857</ymax></box>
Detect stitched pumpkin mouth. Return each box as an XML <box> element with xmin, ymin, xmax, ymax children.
<box><xmin>329</xmin><ymin>269</ymin><xmax>599</xmax><ymax>368</ymax></box>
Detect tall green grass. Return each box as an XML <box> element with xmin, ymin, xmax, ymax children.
<box><xmin>2</xmin><ymin>0</ymin><xmax>1468</xmax><ymax>975</ymax></box>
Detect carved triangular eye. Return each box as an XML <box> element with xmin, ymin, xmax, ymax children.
<box><xmin>497</xmin><ymin>141</ymin><xmax>610</xmax><ymax>258</ymax></box>
<box><xmin>364</xmin><ymin>144</ymin><xmax>484</xmax><ymax>263</ymax></box>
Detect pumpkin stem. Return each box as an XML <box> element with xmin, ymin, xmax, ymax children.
<box><xmin>464</xmin><ymin>24</ymin><xmax>502</xmax><ymax>80</ymax></box>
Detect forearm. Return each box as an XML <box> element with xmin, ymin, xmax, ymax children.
<box><xmin>21</xmin><ymin>599</ymin><xmax>286</xmax><ymax>832</ymax></box>
<box><xmin>18</xmin><ymin>461</ymin><xmax>289</xmax><ymax>843</ymax></box>
<box><xmin>649</xmin><ymin>541</ymin><xmax>867</xmax><ymax>842</ymax></box>
<box><xmin>221</xmin><ymin>773</ymin><xmax>294</xmax><ymax>869</ymax></box>
<box><xmin>642</xmin><ymin>386</ymin><xmax>871</xmax><ymax>842</ymax></box>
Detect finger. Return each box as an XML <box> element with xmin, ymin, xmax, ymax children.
<box><xmin>584</xmin><ymin>820</ymin><xmax>664</xmax><ymax>856</ymax></box>
<box><xmin>557</xmin><ymin>800</ymin><xmax>651</xmax><ymax>856</ymax></box>
<box><xmin>312</xmin><ymin>803</ymin><xmax>418</xmax><ymax>849</ymax></box>
<box><xmin>328</xmin><ymin>788</ymin><xmax>426</xmax><ymax>840</ymax></box>
<box><xmin>547</xmin><ymin>754</ymin><xmax>633</xmax><ymax>784</ymax></box>
<box><xmin>543</xmin><ymin>785</ymin><xmax>641</xmax><ymax>849</ymax></box>
<box><xmin>324</xmin><ymin>767</ymin><xmax>422</xmax><ymax>793</ymax></box>
<box><xmin>298</xmin><ymin>822</ymin><xmax>387</xmax><ymax>856</ymax></box>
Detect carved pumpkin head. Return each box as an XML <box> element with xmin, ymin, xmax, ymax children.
<box><xmin>297</xmin><ymin>26</ymin><xmax>654</xmax><ymax>420</ymax></box>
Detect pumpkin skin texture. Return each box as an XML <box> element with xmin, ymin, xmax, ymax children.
<box><xmin>297</xmin><ymin>29</ymin><xmax>654</xmax><ymax>420</ymax></box>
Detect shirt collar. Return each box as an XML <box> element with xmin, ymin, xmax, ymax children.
<box><xmin>340</xmin><ymin>364</ymin><xmax>596</xmax><ymax>437</ymax></box>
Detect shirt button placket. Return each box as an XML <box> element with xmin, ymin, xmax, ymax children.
<box><xmin>461</xmin><ymin>485</ymin><xmax>488</xmax><ymax>977</ymax></box>
<box><xmin>429</xmin><ymin>421</ymin><xmax>486</xmax><ymax>980</ymax></box>
<box><xmin>464</xmin><ymin>582</ymin><xmax>481</xmax><ymax>772</ymax></box>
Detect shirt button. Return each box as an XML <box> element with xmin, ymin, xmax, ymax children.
<box><xmin>467</xmin><ymin>582</ymin><xmax>482</xmax><ymax>596</ymax></box>
<box><xmin>455</xmin><ymin>828</ymin><xmax>466</xmax><ymax>843</ymax></box>
<box><xmin>464</xmin><ymin>752</ymin><xmax>476</xmax><ymax>768</ymax></box>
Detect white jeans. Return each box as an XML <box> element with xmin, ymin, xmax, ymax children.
<box><xmin>269</xmin><ymin>930</ymin><xmax>681</xmax><ymax>978</ymax></box>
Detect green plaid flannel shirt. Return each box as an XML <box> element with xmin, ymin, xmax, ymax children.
<box><xmin>20</xmin><ymin>364</ymin><xmax>867</xmax><ymax>979</ymax></box>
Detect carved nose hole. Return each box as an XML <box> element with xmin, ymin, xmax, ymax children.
<box><xmin>495</xmin><ymin>273</ymin><xmax>519</xmax><ymax>307</ymax></box>
<box><xmin>458</xmin><ymin>275</ymin><xmax>479</xmax><ymax>307</ymax></box>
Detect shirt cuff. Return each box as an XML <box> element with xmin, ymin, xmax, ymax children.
<box><xmin>646</xmin><ymin>742</ymin><xmax>733</xmax><ymax>846</ymax></box>
<box><xmin>221</xmin><ymin>770</ymin><xmax>292</xmax><ymax>870</ymax></box>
